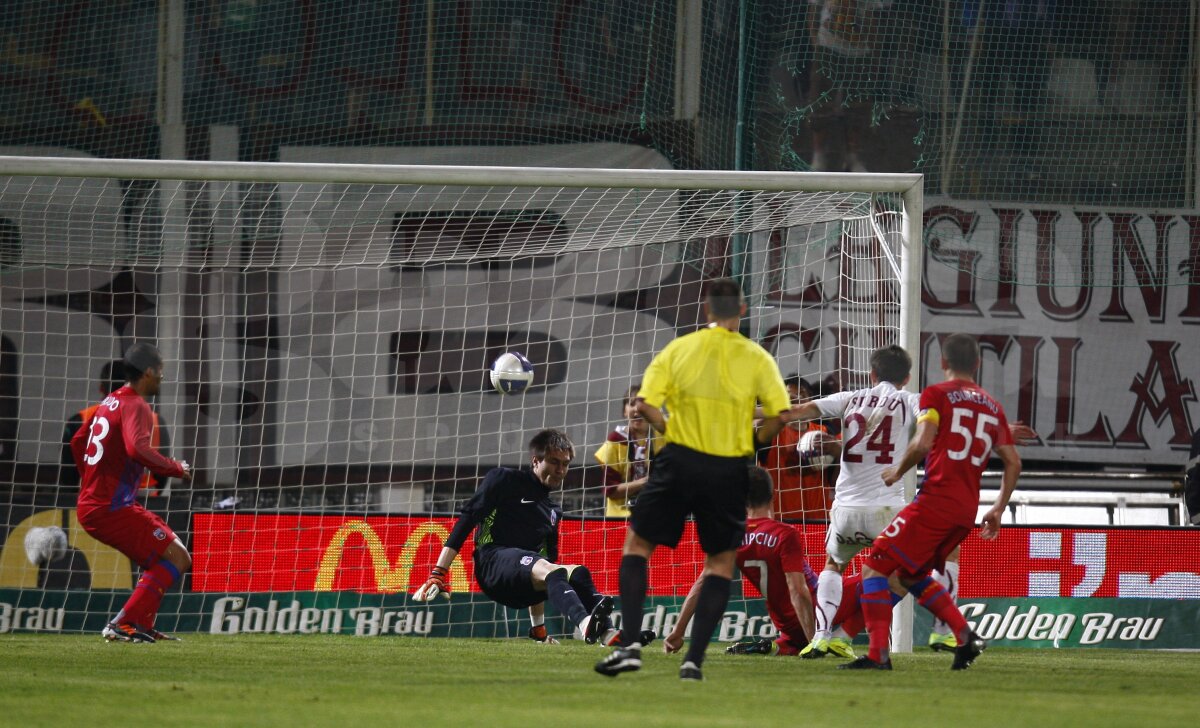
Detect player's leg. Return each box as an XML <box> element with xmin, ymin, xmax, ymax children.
<box><xmin>594</xmin><ymin>527</ymin><xmax>656</xmax><ymax>676</ymax></box>
<box><xmin>808</xmin><ymin>504</ymin><xmax>858</xmax><ymax>653</ymax></box>
<box><xmin>564</xmin><ymin>564</ymin><xmax>603</xmax><ymax>612</ymax></box>
<box><xmin>613</xmin><ymin>447</ymin><xmax>686</xmax><ymax>648</ymax></box>
<box><xmin>681</xmin><ymin>548</ymin><xmax>736</xmax><ymax>677</ymax></box>
<box><xmin>900</xmin><ymin>566</ymin><xmax>985</xmax><ymax>670</ymax></box>
<box><xmin>617</xmin><ymin>528</ymin><xmax>656</xmax><ymax>646</ymax></box>
<box><xmin>135</xmin><ymin>539</ymin><xmax>190</xmax><ymax>640</ymax></box>
<box><xmin>841</xmin><ymin>506</ymin><xmax>920</xmax><ymax>669</ymax></box>
<box><xmin>80</xmin><ymin>504</ymin><xmax>184</xmax><ymax>642</ymax></box>
<box><xmin>927</xmin><ymin>546</ymin><xmax>961</xmax><ymax>651</ymax></box>
<box><xmin>677</xmin><ymin>453</ymin><xmax>751</xmax><ymax>680</ymax></box>
<box><xmin>812</xmin><ymin>506</ymin><xmax>852</xmax><ymax>642</ymax></box>
<box><xmin>830</xmin><ymin>572</ymin><xmax>906</xmax><ymax>641</ymax></box>
<box><xmin>530</xmin><ymin>559</ymin><xmax>612</xmax><ymax>643</ymax></box>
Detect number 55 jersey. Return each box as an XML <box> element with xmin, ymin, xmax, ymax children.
<box><xmin>916</xmin><ymin>380</ymin><xmax>1012</xmax><ymax>527</ymax></box>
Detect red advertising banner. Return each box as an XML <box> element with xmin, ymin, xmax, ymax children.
<box><xmin>959</xmin><ymin>526</ymin><xmax>1200</xmax><ymax>599</ymax></box>
<box><xmin>192</xmin><ymin>515</ymin><xmax>1200</xmax><ymax>600</ymax></box>
<box><xmin>191</xmin><ymin>514</ymin><xmax>709</xmax><ymax>596</ymax></box>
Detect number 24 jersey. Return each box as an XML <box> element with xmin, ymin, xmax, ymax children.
<box><xmin>813</xmin><ymin>381</ymin><xmax>919</xmax><ymax>507</ymax></box>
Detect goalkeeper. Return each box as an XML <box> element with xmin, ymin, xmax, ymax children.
<box><xmin>414</xmin><ymin>428</ymin><xmax>616</xmax><ymax>644</ymax></box>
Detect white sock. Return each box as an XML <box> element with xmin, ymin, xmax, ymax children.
<box><xmin>814</xmin><ymin>569</ymin><xmax>842</xmax><ymax>641</ymax></box>
<box><xmin>931</xmin><ymin>562</ymin><xmax>960</xmax><ymax>635</ymax></box>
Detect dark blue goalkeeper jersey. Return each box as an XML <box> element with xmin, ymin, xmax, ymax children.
<box><xmin>445</xmin><ymin>467</ymin><xmax>561</xmax><ymax>561</ymax></box>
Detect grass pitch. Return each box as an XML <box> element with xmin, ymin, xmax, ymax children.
<box><xmin>1</xmin><ymin>635</ymin><xmax>1196</xmax><ymax>727</ymax></box>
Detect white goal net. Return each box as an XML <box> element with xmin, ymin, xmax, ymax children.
<box><xmin>0</xmin><ymin>156</ymin><xmax>920</xmax><ymax>644</ymax></box>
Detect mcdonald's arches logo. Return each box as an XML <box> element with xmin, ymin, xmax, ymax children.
<box><xmin>313</xmin><ymin>520</ymin><xmax>466</xmax><ymax>593</ymax></box>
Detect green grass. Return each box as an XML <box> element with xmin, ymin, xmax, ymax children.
<box><xmin>1</xmin><ymin>635</ymin><xmax>1196</xmax><ymax>727</ymax></box>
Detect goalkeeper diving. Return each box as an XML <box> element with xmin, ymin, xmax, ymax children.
<box><xmin>415</xmin><ymin>429</ymin><xmax>643</xmax><ymax>645</ymax></box>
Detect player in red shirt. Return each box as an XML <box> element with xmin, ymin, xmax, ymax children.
<box><xmin>662</xmin><ymin>467</ymin><xmax>814</xmax><ymax>655</ymax></box>
<box><xmin>663</xmin><ymin>467</ymin><xmax>902</xmax><ymax>655</ymax></box>
<box><xmin>844</xmin><ymin>334</ymin><xmax>1021</xmax><ymax>671</ymax></box>
<box><xmin>69</xmin><ymin>343</ymin><xmax>192</xmax><ymax>643</ymax></box>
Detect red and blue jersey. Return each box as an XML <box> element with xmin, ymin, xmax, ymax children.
<box><xmin>917</xmin><ymin>379</ymin><xmax>1013</xmax><ymax>526</ymax></box>
<box><xmin>738</xmin><ymin>517</ymin><xmax>818</xmax><ymax>639</ymax></box>
<box><xmin>71</xmin><ymin>386</ymin><xmax>185</xmax><ymax>514</ymax></box>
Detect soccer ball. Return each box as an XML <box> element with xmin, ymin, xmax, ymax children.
<box><xmin>24</xmin><ymin>526</ymin><xmax>68</xmax><ymax>566</ymax></box>
<box><xmin>490</xmin><ymin>352</ymin><xmax>534</xmax><ymax>394</ymax></box>
<box><xmin>797</xmin><ymin>430</ymin><xmax>836</xmax><ymax>468</ymax></box>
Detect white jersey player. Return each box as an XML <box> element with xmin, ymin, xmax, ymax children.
<box><xmin>788</xmin><ymin>345</ymin><xmax>919</xmax><ymax>658</ymax></box>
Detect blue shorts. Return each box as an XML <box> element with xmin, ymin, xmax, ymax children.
<box><xmin>474</xmin><ymin>545</ymin><xmax>546</xmax><ymax>609</ymax></box>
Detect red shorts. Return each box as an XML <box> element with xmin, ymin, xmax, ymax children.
<box><xmin>77</xmin><ymin>503</ymin><xmax>176</xmax><ymax>568</ymax></box>
<box><xmin>863</xmin><ymin>501</ymin><xmax>969</xmax><ymax>579</ymax></box>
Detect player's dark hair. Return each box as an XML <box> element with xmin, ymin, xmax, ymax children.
<box><xmin>784</xmin><ymin>374</ymin><xmax>802</xmax><ymax>389</ymax></box>
<box><xmin>870</xmin><ymin>345</ymin><xmax>912</xmax><ymax>385</ymax></box>
<box><xmin>529</xmin><ymin>428</ymin><xmax>574</xmax><ymax>460</ymax></box>
<box><xmin>706</xmin><ymin>277</ymin><xmax>743</xmax><ymax>319</ymax></box>
<box><xmin>746</xmin><ymin>466</ymin><xmax>774</xmax><ymax>508</ymax></box>
<box><xmin>123</xmin><ymin>342</ymin><xmax>163</xmax><ymax>383</ymax></box>
<box><xmin>621</xmin><ymin>384</ymin><xmax>641</xmax><ymax>411</ymax></box>
<box><xmin>942</xmin><ymin>333</ymin><xmax>980</xmax><ymax>373</ymax></box>
<box><xmin>100</xmin><ymin>360</ymin><xmax>124</xmax><ymax>393</ymax></box>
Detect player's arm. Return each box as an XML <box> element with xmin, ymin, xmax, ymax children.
<box><xmin>69</xmin><ymin>419</ymin><xmax>89</xmax><ymax>474</ymax></box>
<box><xmin>596</xmin><ymin>439</ymin><xmax>647</xmax><ymax>500</ymax></box>
<box><xmin>980</xmin><ymin>443</ymin><xmax>1021</xmax><ymax>540</ymax></box>
<box><xmin>412</xmin><ymin>544</ymin><xmax>460</xmax><ymax>602</ymax></box>
<box><xmin>606</xmin><ymin>475</ymin><xmax>648</xmax><ymax>500</ymax></box>
<box><xmin>663</xmin><ymin>575</ymin><xmax>705</xmax><ymax>654</ymax></box>
<box><xmin>1009</xmin><ymin>421</ymin><xmax>1038</xmax><ymax>445</ymax></box>
<box><xmin>754</xmin><ymin>401</ymin><xmax>822</xmax><ymax>424</ymax></box>
<box><xmin>784</xmin><ymin>570</ymin><xmax>816</xmax><ymax>642</ymax></box>
<box><xmin>881</xmin><ymin>416</ymin><xmax>937</xmax><ymax>486</ymax></box>
<box><xmin>527</xmin><ymin>603</ymin><xmax>559</xmax><ymax>644</ymax></box>
<box><xmin>754</xmin><ymin>356</ymin><xmax>797</xmax><ymax>447</ymax></box>
<box><xmin>636</xmin><ymin>347</ymin><xmax>671</xmax><ymax>434</ymax></box>
<box><xmin>634</xmin><ymin>399</ymin><xmax>667</xmax><ymax>435</ymax></box>
<box><xmin>414</xmin><ymin>470</ymin><xmax>503</xmax><ymax>600</ymax></box>
<box><xmin>124</xmin><ymin>401</ymin><xmax>189</xmax><ymax>480</ymax></box>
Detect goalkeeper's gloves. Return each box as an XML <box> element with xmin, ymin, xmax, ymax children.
<box><xmin>528</xmin><ymin>625</ymin><xmax>559</xmax><ymax>644</ymax></box>
<box><xmin>413</xmin><ymin>565</ymin><xmax>451</xmax><ymax>601</ymax></box>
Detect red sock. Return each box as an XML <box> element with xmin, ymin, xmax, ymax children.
<box><xmin>911</xmin><ymin>575</ymin><xmax>968</xmax><ymax>642</ymax></box>
<box><xmin>120</xmin><ymin>560</ymin><xmax>179</xmax><ymax>629</ymax></box>
<box><xmin>839</xmin><ymin>611</ymin><xmax>865</xmax><ymax>639</ymax></box>
<box><xmin>859</xmin><ymin>576</ymin><xmax>893</xmax><ymax>663</ymax></box>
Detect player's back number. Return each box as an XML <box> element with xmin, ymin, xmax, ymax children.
<box><xmin>947</xmin><ymin>408</ymin><xmax>1000</xmax><ymax>466</ymax></box>
<box><xmin>84</xmin><ymin>416</ymin><xmax>111</xmax><ymax>466</ymax></box>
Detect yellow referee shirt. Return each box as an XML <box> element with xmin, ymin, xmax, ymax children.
<box><xmin>638</xmin><ymin>325</ymin><xmax>791</xmax><ymax>458</ymax></box>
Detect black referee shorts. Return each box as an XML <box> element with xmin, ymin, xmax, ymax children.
<box><xmin>629</xmin><ymin>443</ymin><xmax>752</xmax><ymax>555</ymax></box>
<box><xmin>473</xmin><ymin>545</ymin><xmax>546</xmax><ymax>609</ymax></box>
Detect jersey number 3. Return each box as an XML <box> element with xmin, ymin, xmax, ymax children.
<box><xmin>84</xmin><ymin>416</ymin><xmax>111</xmax><ymax>466</ymax></box>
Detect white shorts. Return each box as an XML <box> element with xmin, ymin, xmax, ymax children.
<box><xmin>824</xmin><ymin>503</ymin><xmax>900</xmax><ymax>565</ymax></box>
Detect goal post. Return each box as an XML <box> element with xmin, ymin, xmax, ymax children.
<box><xmin>0</xmin><ymin>155</ymin><xmax>921</xmax><ymax>646</ymax></box>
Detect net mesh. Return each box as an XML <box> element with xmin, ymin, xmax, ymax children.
<box><xmin>0</xmin><ymin>164</ymin><xmax>909</xmax><ymax>637</ymax></box>
<box><xmin>1</xmin><ymin>1</ymin><xmax>1190</xmax><ymax>207</ymax></box>
<box><xmin>0</xmin><ymin>1</ymin><xmax>1192</xmax><ymax>288</ymax></box>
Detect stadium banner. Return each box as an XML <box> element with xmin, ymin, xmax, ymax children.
<box><xmin>911</xmin><ymin>598</ymin><xmax>1199</xmax><ymax>650</ymax></box>
<box><xmin>915</xmin><ymin>200</ymin><xmax>1198</xmax><ymax>466</ymax></box>
<box><xmin>5</xmin><ymin>515</ymin><xmax>1200</xmax><ymax>645</ymax></box>
<box><xmin>0</xmin><ymin>589</ymin><xmax>768</xmax><ymax>641</ymax></box>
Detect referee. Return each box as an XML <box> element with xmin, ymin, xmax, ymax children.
<box><xmin>595</xmin><ymin>278</ymin><xmax>793</xmax><ymax>681</ymax></box>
